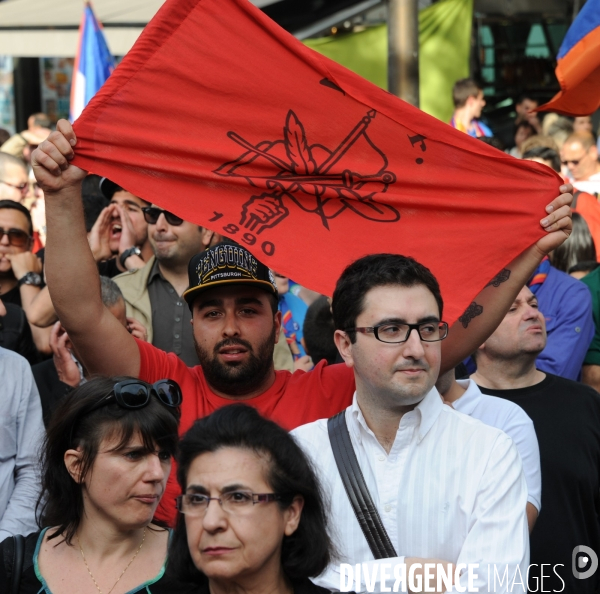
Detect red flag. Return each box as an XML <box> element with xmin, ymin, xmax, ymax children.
<box><xmin>71</xmin><ymin>0</ymin><xmax>562</xmax><ymax>326</ymax></box>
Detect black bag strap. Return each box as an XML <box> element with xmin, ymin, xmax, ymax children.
<box><xmin>10</xmin><ymin>534</ymin><xmax>25</xmax><ymax>594</ymax></box>
<box><xmin>573</xmin><ymin>190</ymin><xmax>581</xmax><ymax>210</ymax></box>
<box><xmin>327</xmin><ymin>411</ymin><xmax>397</xmax><ymax>559</ymax></box>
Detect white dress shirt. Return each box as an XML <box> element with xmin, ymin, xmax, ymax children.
<box><xmin>452</xmin><ymin>379</ymin><xmax>541</xmax><ymax>511</ymax></box>
<box><xmin>292</xmin><ymin>387</ymin><xmax>529</xmax><ymax>593</ymax></box>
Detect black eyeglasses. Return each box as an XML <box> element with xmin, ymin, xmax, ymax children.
<box><xmin>345</xmin><ymin>321</ymin><xmax>449</xmax><ymax>344</ymax></box>
<box><xmin>142</xmin><ymin>207</ymin><xmax>184</xmax><ymax>226</ymax></box>
<box><xmin>0</xmin><ymin>179</ymin><xmax>28</xmax><ymax>195</ymax></box>
<box><xmin>0</xmin><ymin>227</ymin><xmax>31</xmax><ymax>247</ymax></box>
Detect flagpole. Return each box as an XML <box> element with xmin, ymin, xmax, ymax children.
<box><xmin>387</xmin><ymin>0</ymin><xmax>419</xmax><ymax>107</ymax></box>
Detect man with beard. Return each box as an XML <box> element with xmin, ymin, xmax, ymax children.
<box><xmin>113</xmin><ymin>205</ymin><xmax>205</xmax><ymax>366</ymax></box>
<box><xmin>34</xmin><ymin>120</ymin><xmax>573</xmax><ymax>525</ymax></box>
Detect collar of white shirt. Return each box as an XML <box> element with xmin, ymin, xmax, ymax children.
<box><xmin>346</xmin><ymin>385</ymin><xmax>444</xmax><ymax>448</ymax></box>
<box><xmin>450</xmin><ymin>378</ymin><xmax>482</xmax><ymax>416</ymax></box>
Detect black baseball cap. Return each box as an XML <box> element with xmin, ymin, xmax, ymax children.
<box><xmin>99</xmin><ymin>177</ymin><xmax>123</xmax><ymax>200</ymax></box>
<box><xmin>183</xmin><ymin>243</ymin><xmax>277</xmax><ymax>307</ymax></box>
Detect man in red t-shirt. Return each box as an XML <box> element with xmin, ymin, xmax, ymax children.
<box><xmin>33</xmin><ymin>120</ymin><xmax>573</xmax><ymax>524</ymax></box>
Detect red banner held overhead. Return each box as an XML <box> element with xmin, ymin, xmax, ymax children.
<box><xmin>72</xmin><ymin>0</ymin><xmax>562</xmax><ymax>326</ymax></box>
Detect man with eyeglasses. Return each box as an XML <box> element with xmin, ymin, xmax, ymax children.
<box><xmin>561</xmin><ymin>132</ymin><xmax>600</xmax><ymax>196</ymax></box>
<box><xmin>292</xmin><ymin>255</ymin><xmax>529</xmax><ymax>593</ymax></box>
<box><xmin>0</xmin><ymin>153</ymin><xmax>28</xmax><ymax>202</ymax></box>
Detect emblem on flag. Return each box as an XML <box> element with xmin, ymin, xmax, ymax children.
<box><xmin>215</xmin><ymin>109</ymin><xmax>399</xmax><ymax>232</ymax></box>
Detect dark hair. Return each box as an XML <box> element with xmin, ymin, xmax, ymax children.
<box><xmin>515</xmin><ymin>94</ymin><xmax>538</xmax><ymax>106</ymax></box>
<box><xmin>478</xmin><ymin>136</ymin><xmax>505</xmax><ymax>151</ymax></box>
<box><xmin>514</xmin><ymin>120</ymin><xmax>535</xmax><ymax>137</ymax></box>
<box><xmin>169</xmin><ymin>405</ymin><xmax>334</xmax><ymax>583</ymax></box>
<box><xmin>522</xmin><ymin>146</ymin><xmax>561</xmax><ymax>172</ymax></box>
<box><xmin>452</xmin><ymin>78</ymin><xmax>482</xmax><ymax>108</ymax></box>
<box><xmin>303</xmin><ymin>295</ymin><xmax>338</xmax><ymax>365</ymax></box>
<box><xmin>551</xmin><ymin>212</ymin><xmax>597</xmax><ymax>273</ymax></box>
<box><xmin>0</xmin><ymin>199</ymin><xmax>33</xmax><ymax>235</ymax></box>
<box><xmin>100</xmin><ymin>275</ymin><xmax>124</xmax><ymax>308</ymax></box>
<box><xmin>568</xmin><ymin>260</ymin><xmax>599</xmax><ymax>275</ymax></box>
<box><xmin>38</xmin><ymin>376</ymin><xmax>180</xmax><ymax>545</ymax></box>
<box><xmin>0</xmin><ymin>128</ymin><xmax>10</xmax><ymax>146</ymax></box>
<box><xmin>81</xmin><ymin>174</ymin><xmax>109</xmax><ymax>232</ymax></box>
<box><xmin>332</xmin><ymin>254</ymin><xmax>443</xmax><ymax>343</ymax></box>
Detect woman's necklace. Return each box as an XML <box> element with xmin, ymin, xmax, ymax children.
<box><xmin>76</xmin><ymin>527</ymin><xmax>146</xmax><ymax>594</ymax></box>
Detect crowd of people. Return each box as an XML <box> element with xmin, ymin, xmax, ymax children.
<box><xmin>0</xmin><ymin>81</ymin><xmax>597</xmax><ymax>594</ymax></box>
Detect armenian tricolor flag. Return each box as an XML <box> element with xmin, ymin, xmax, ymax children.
<box><xmin>70</xmin><ymin>2</ymin><xmax>115</xmax><ymax>122</ymax></box>
<box><xmin>539</xmin><ymin>0</ymin><xmax>600</xmax><ymax>116</ymax></box>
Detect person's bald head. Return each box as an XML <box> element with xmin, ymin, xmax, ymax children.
<box><xmin>561</xmin><ymin>132</ymin><xmax>599</xmax><ymax>181</ymax></box>
<box><xmin>564</xmin><ymin>132</ymin><xmax>595</xmax><ymax>151</ymax></box>
<box><xmin>0</xmin><ymin>153</ymin><xmax>28</xmax><ymax>202</ymax></box>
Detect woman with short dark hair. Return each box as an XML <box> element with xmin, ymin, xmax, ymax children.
<box><xmin>169</xmin><ymin>404</ymin><xmax>335</xmax><ymax>594</ymax></box>
<box><xmin>0</xmin><ymin>376</ymin><xmax>197</xmax><ymax>593</ymax></box>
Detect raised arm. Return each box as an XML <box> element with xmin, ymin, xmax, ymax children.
<box><xmin>440</xmin><ymin>187</ymin><xmax>572</xmax><ymax>373</ymax></box>
<box><xmin>32</xmin><ymin>120</ymin><xmax>140</xmax><ymax>377</ymax></box>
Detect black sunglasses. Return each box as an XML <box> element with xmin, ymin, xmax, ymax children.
<box><xmin>0</xmin><ymin>227</ymin><xmax>31</xmax><ymax>247</ymax></box>
<box><xmin>142</xmin><ymin>207</ymin><xmax>184</xmax><ymax>226</ymax></box>
<box><xmin>89</xmin><ymin>379</ymin><xmax>182</xmax><ymax>413</ymax></box>
<box><xmin>69</xmin><ymin>379</ymin><xmax>182</xmax><ymax>446</ymax></box>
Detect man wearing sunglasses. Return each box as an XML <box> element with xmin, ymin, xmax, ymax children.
<box><xmin>113</xmin><ymin>204</ymin><xmax>205</xmax><ymax>366</ymax></box>
<box><xmin>561</xmin><ymin>132</ymin><xmax>600</xmax><ymax>197</ymax></box>
<box><xmin>0</xmin><ymin>200</ymin><xmax>51</xmax><ymax>356</ymax></box>
<box><xmin>34</xmin><ymin>120</ymin><xmax>573</xmax><ymax>527</ymax></box>
<box><xmin>0</xmin><ymin>153</ymin><xmax>28</xmax><ymax>203</ymax></box>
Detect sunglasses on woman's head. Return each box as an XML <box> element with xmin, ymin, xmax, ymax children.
<box><xmin>142</xmin><ymin>207</ymin><xmax>184</xmax><ymax>226</ymax></box>
<box><xmin>88</xmin><ymin>379</ymin><xmax>183</xmax><ymax>413</ymax></box>
<box><xmin>69</xmin><ymin>379</ymin><xmax>182</xmax><ymax>447</ymax></box>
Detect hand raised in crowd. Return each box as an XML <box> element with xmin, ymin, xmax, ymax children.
<box><xmin>126</xmin><ymin>317</ymin><xmax>148</xmax><ymax>342</ymax></box>
<box><xmin>6</xmin><ymin>251</ymin><xmax>42</xmax><ymax>280</ymax></box>
<box><xmin>115</xmin><ymin>204</ymin><xmax>137</xmax><ymax>252</ymax></box>
<box><xmin>31</xmin><ymin>119</ymin><xmax>87</xmax><ymax>193</ymax></box>
<box><xmin>536</xmin><ymin>183</ymin><xmax>573</xmax><ymax>255</ymax></box>
<box><xmin>88</xmin><ymin>204</ymin><xmax>117</xmax><ymax>262</ymax></box>
<box><xmin>50</xmin><ymin>321</ymin><xmax>82</xmax><ymax>388</ymax></box>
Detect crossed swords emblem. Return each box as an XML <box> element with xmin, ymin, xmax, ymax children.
<box><xmin>214</xmin><ymin>109</ymin><xmax>400</xmax><ymax>233</ymax></box>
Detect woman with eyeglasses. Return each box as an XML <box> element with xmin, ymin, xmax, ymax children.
<box><xmin>0</xmin><ymin>375</ymin><xmax>198</xmax><ymax>594</ymax></box>
<box><xmin>168</xmin><ymin>404</ymin><xmax>335</xmax><ymax>594</ymax></box>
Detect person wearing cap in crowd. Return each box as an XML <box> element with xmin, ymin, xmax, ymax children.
<box><xmin>34</xmin><ymin>119</ymin><xmax>573</xmax><ymax>526</ymax></box>
<box><xmin>95</xmin><ymin>177</ymin><xmax>153</xmax><ymax>274</ymax></box>
<box><xmin>0</xmin><ymin>153</ymin><xmax>29</xmax><ymax>202</ymax></box>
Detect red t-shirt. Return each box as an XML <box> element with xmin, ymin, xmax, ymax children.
<box><xmin>136</xmin><ymin>339</ymin><xmax>355</xmax><ymax>524</ymax></box>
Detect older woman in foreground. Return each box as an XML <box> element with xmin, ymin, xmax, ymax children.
<box><xmin>169</xmin><ymin>404</ymin><xmax>336</xmax><ymax>594</ymax></box>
